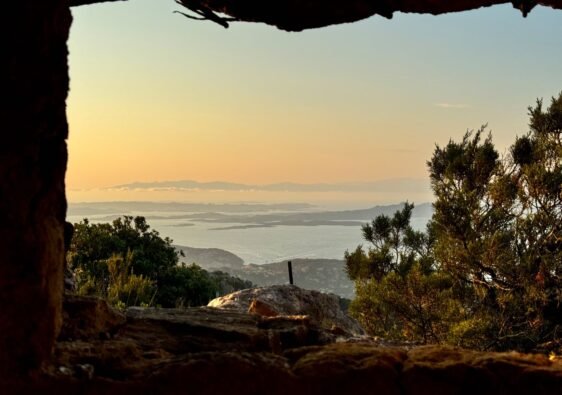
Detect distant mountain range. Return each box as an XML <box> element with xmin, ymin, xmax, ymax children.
<box><xmin>109</xmin><ymin>178</ymin><xmax>430</xmax><ymax>194</ymax></box>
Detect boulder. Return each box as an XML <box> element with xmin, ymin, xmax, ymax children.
<box><xmin>208</xmin><ymin>285</ymin><xmax>365</xmax><ymax>336</ymax></box>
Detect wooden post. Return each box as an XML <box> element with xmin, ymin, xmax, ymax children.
<box><xmin>288</xmin><ymin>260</ymin><xmax>294</xmax><ymax>285</ymax></box>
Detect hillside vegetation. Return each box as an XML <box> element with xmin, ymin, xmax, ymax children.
<box><xmin>230</xmin><ymin>259</ymin><xmax>354</xmax><ymax>299</ymax></box>
<box><xmin>172</xmin><ymin>246</ymin><xmax>354</xmax><ymax>299</ymax></box>
<box><xmin>346</xmin><ymin>94</ymin><xmax>562</xmax><ymax>353</ymax></box>
<box><xmin>68</xmin><ymin>216</ymin><xmax>252</xmax><ymax>308</ymax></box>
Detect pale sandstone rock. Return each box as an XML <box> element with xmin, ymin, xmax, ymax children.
<box><xmin>208</xmin><ymin>285</ymin><xmax>365</xmax><ymax>336</ymax></box>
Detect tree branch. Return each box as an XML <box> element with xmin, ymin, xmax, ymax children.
<box><xmin>174</xmin><ymin>0</ymin><xmax>238</xmax><ymax>28</ymax></box>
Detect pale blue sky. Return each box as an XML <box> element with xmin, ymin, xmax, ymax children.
<box><xmin>67</xmin><ymin>0</ymin><xmax>562</xmax><ymax>203</ymax></box>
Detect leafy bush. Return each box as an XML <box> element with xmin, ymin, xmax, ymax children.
<box><xmin>106</xmin><ymin>252</ymin><xmax>156</xmax><ymax>307</ymax></box>
<box><xmin>346</xmin><ymin>203</ymin><xmax>457</xmax><ymax>343</ymax></box>
<box><xmin>69</xmin><ymin>216</ymin><xmax>253</xmax><ymax>308</ymax></box>
<box><xmin>348</xmin><ymin>93</ymin><xmax>562</xmax><ymax>352</ymax></box>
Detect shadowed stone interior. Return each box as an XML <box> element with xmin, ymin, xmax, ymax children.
<box><xmin>71</xmin><ymin>0</ymin><xmax>562</xmax><ymax>30</ymax></box>
<box><xmin>4</xmin><ymin>295</ymin><xmax>561</xmax><ymax>394</ymax></box>
<box><xmin>1</xmin><ymin>0</ymin><xmax>561</xmax><ymax>392</ymax></box>
<box><xmin>0</xmin><ymin>1</ymin><xmax>70</xmax><ymax>376</ymax></box>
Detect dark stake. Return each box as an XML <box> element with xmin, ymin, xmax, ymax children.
<box><xmin>288</xmin><ymin>260</ymin><xmax>294</xmax><ymax>285</ymax></box>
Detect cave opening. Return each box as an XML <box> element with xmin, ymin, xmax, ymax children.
<box><xmin>1</xmin><ymin>0</ymin><xmax>561</xmax><ymax>391</ymax></box>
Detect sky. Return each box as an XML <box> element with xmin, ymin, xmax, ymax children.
<box><xmin>66</xmin><ymin>0</ymin><xmax>562</xmax><ymax>205</ymax></box>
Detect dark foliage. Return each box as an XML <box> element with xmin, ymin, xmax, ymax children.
<box><xmin>69</xmin><ymin>216</ymin><xmax>253</xmax><ymax>308</ymax></box>
<box><xmin>348</xmin><ymin>93</ymin><xmax>562</xmax><ymax>352</ymax></box>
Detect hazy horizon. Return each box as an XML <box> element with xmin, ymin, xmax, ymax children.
<box><xmin>67</xmin><ymin>176</ymin><xmax>433</xmax><ymax>208</ymax></box>
<box><xmin>68</xmin><ymin>1</ymin><xmax>562</xmax><ymax>202</ymax></box>
<box><xmin>66</xmin><ymin>201</ymin><xmax>433</xmax><ymax>263</ymax></box>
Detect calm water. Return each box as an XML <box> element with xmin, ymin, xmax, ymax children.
<box><xmin>67</xmin><ymin>212</ymin><xmax>430</xmax><ymax>264</ymax></box>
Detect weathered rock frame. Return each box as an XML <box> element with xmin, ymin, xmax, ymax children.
<box><xmin>2</xmin><ymin>0</ymin><xmax>562</xmax><ymax>379</ymax></box>
<box><xmin>1</xmin><ymin>1</ymin><xmax>71</xmax><ymax>375</ymax></box>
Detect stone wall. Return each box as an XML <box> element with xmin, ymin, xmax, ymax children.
<box><xmin>0</xmin><ymin>1</ymin><xmax>71</xmax><ymax>375</ymax></box>
<box><xmin>3</xmin><ymin>297</ymin><xmax>560</xmax><ymax>394</ymax></box>
<box><xmin>1</xmin><ymin>0</ymin><xmax>562</xmax><ymax>380</ymax></box>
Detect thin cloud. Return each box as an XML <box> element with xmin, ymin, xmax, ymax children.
<box><xmin>105</xmin><ymin>179</ymin><xmax>431</xmax><ymax>194</ymax></box>
<box><xmin>434</xmin><ymin>102</ymin><xmax>469</xmax><ymax>109</ymax></box>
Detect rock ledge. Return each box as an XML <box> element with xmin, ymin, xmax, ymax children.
<box><xmin>2</xmin><ymin>292</ymin><xmax>560</xmax><ymax>394</ymax></box>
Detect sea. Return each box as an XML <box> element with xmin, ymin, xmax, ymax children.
<box><xmin>67</xmin><ymin>202</ymin><xmax>432</xmax><ymax>265</ymax></box>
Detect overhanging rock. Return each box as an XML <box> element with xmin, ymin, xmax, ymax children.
<box><xmin>71</xmin><ymin>1</ymin><xmax>562</xmax><ymax>31</ymax></box>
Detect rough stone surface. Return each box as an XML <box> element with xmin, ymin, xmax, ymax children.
<box><xmin>3</xmin><ymin>0</ymin><xmax>562</xmax><ymax>386</ymax></box>
<box><xmin>0</xmin><ymin>1</ymin><xmax>71</xmax><ymax>375</ymax></box>
<box><xmin>1</xmin><ymin>295</ymin><xmax>560</xmax><ymax>394</ymax></box>
<box><xmin>208</xmin><ymin>285</ymin><xmax>365</xmax><ymax>336</ymax></box>
<box><xmin>288</xmin><ymin>343</ymin><xmax>406</xmax><ymax>395</ymax></box>
<box><xmin>59</xmin><ymin>295</ymin><xmax>126</xmax><ymax>341</ymax></box>
<box><xmin>49</xmin><ymin>295</ymin><xmax>335</xmax><ymax>384</ymax></box>
<box><xmin>401</xmin><ymin>345</ymin><xmax>562</xmax><ymax>395</ymax></box>
<box><xmin>70</xmin><ymin>1</ymin><xmax>562</xmax><ymax>31</ymax></box>
<box><xmin>180</xmin><ymin>0</ymin><xmax>562</xmax><ymax>31</ymax></box>
<box><xmin>71</xmin><ymin>0</ymin><xmax>562</xmax><ymax>30</ymax></box>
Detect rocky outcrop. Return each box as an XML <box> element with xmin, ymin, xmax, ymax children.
<box><xmin>52</xmin><ymin>295</ymin><xmax>336</xmax><ymax>383</ymax></box>
<box><xmin>174</xmin><ymin>0</ymin><xmax>562</xmax><ymax>31</ymax></box>
<box><xmin>0</xmin><ymin>1</ymin><xmax>71</xmax><ymax>376</ymax></box>
<box><xmin>208</xmin><ymin>285</ymin><xmax>364</xmax><ymax>336</ymax></box>
<box><xmin>1</xmin><ymin>295</ymin><xmax>559</xmax><ymax>394</ymax></box>
<box><xmin>3</xmin><ymin>0</ymin><xmax>562</xmax><ymax>383</ymax></box>
<box><xmin>71</xmin><ymin>1</ymin><xmax>562</xmax><ymax>31</ymax></box>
